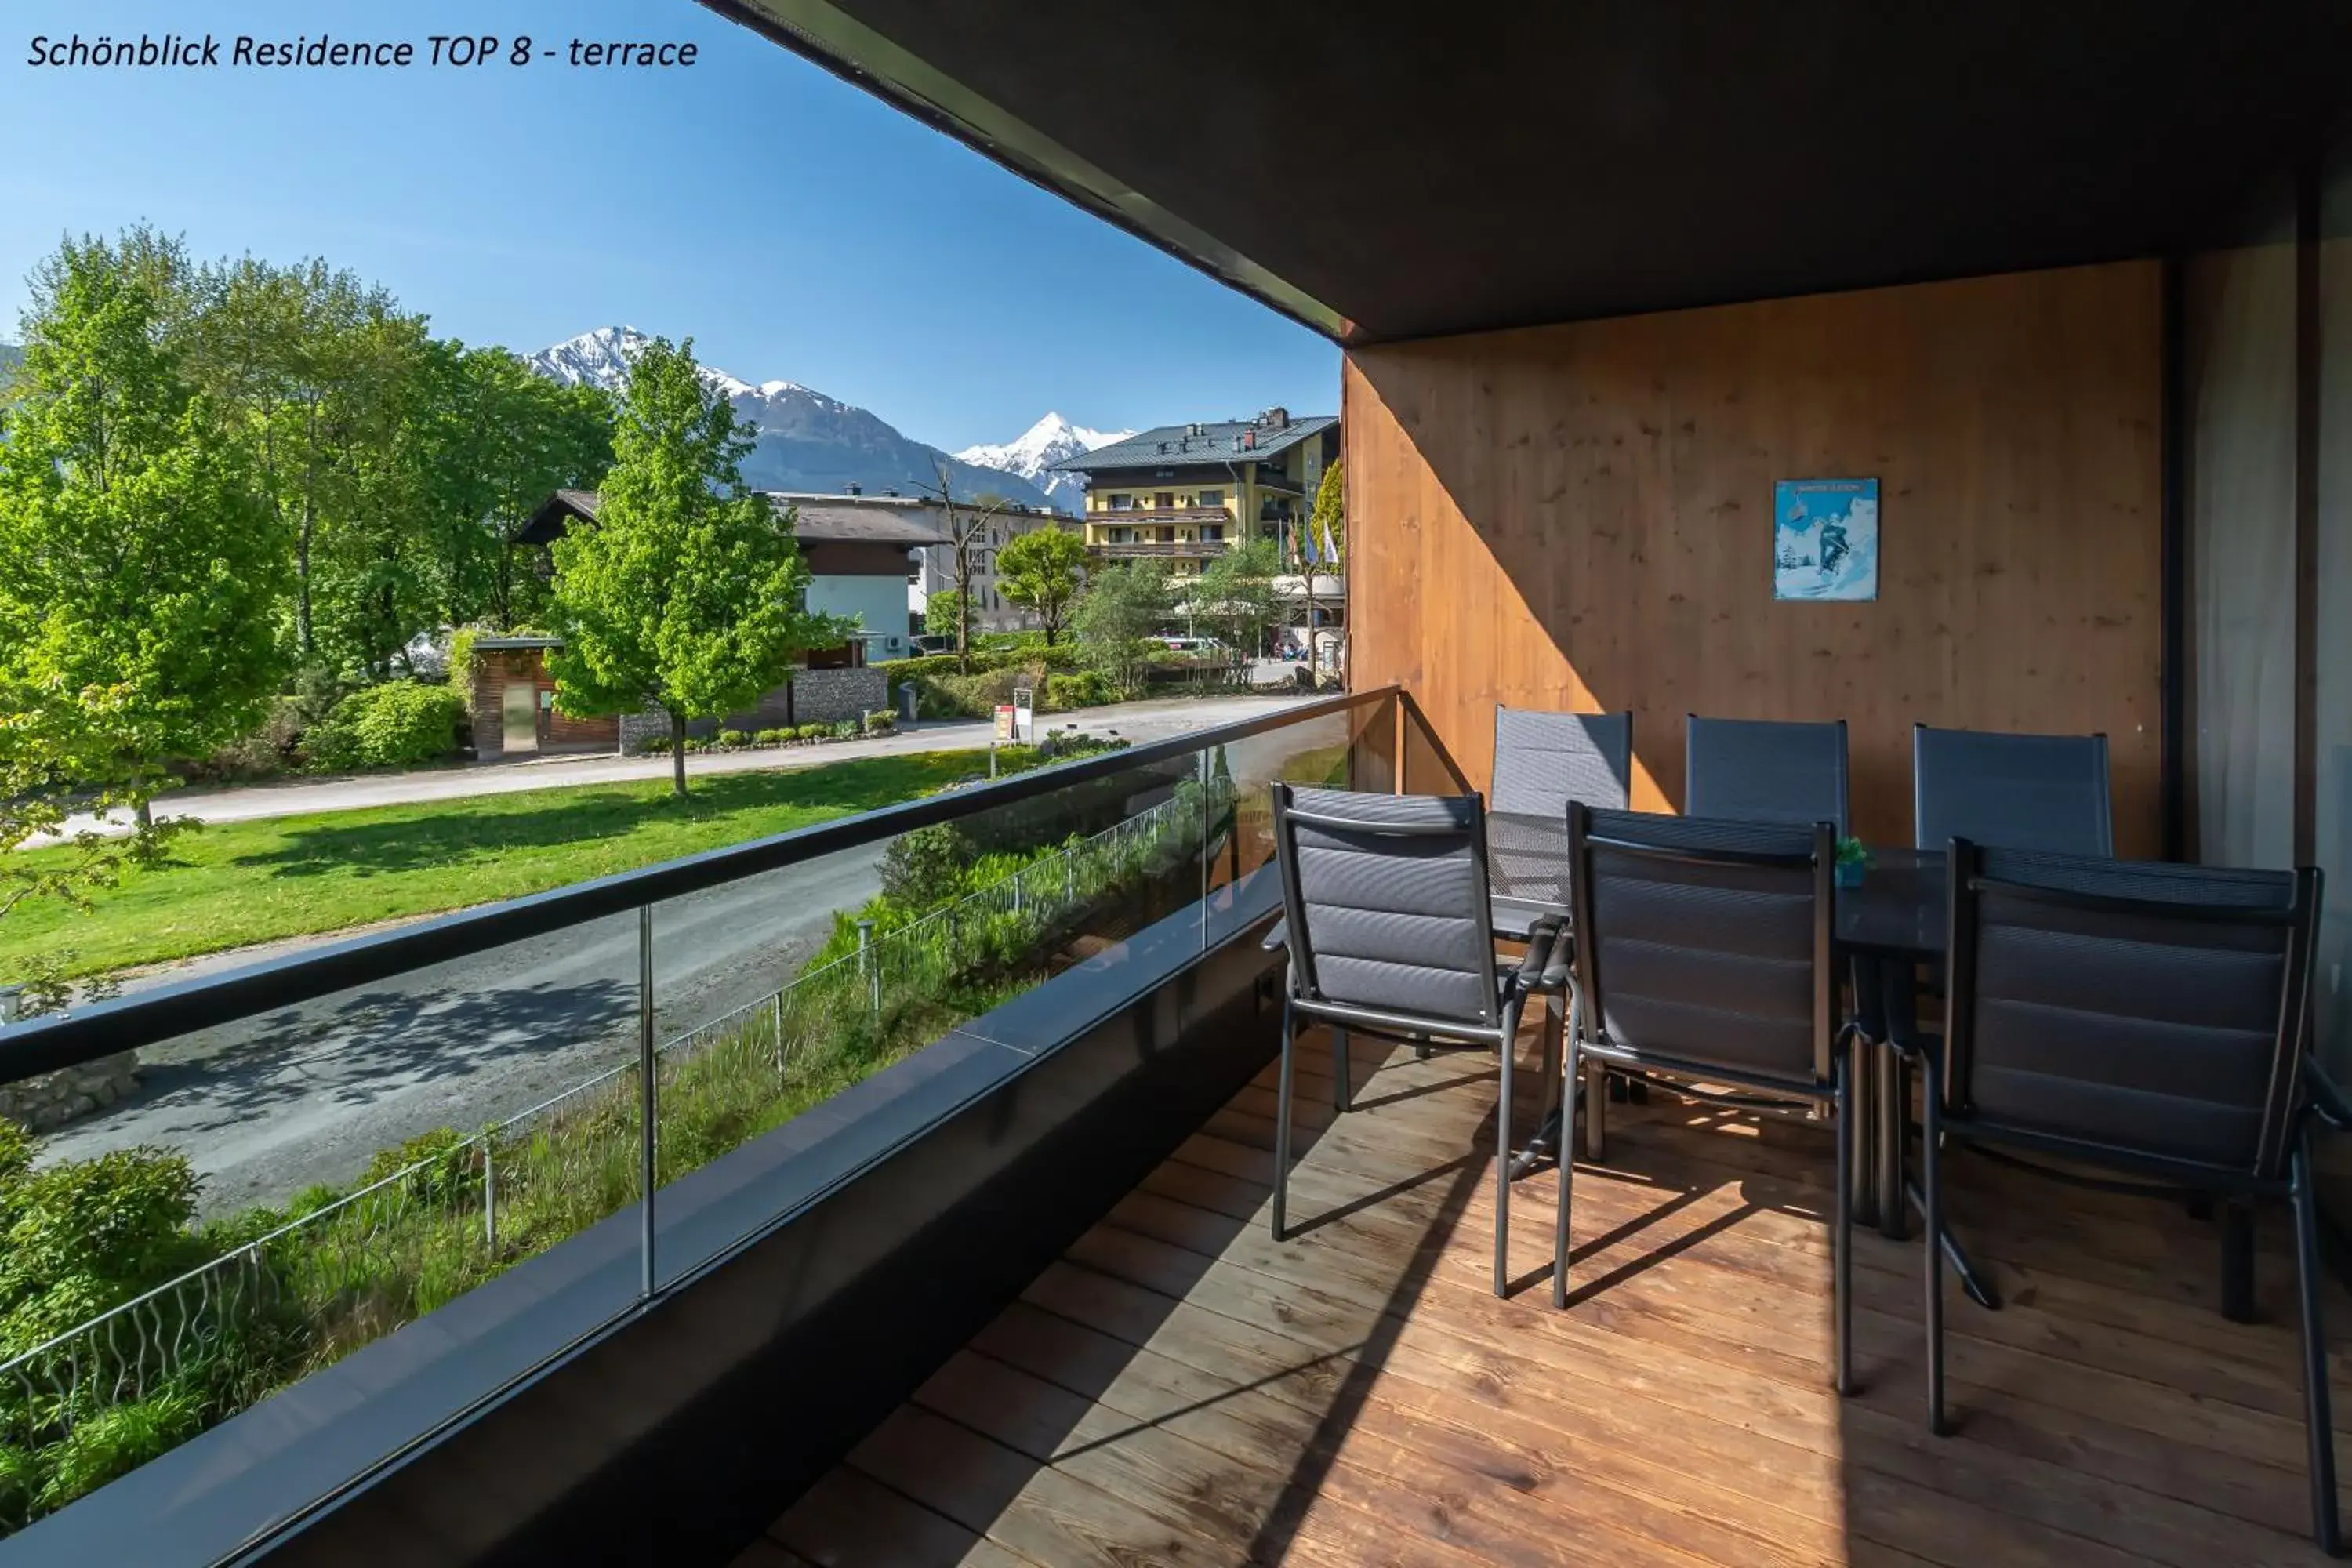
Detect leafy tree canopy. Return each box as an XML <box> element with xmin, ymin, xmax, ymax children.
<box><xmin>994</xmin><ymin>526</ymin><xmax>1087</xmax><ymax>647</ymax></box>
<box><xmin>547</xmin><ymin>336</ymin><xmax>846</xmax><ymax>795</ymax></box>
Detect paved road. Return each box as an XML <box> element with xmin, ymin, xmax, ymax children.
<box><xmin>35</xmin><ymin>686</ymin><xmax>1316</xmax><ymax>840</ymax></box>
<box><xmin>44</xmin><ymin>841</ymin><xmax>890</xmax><ymax>1216</ymax></box>
<box><xmin>34</xmin><ymin>688</ymin><xmax>1322</xmax><ymax>1215</ymax></box>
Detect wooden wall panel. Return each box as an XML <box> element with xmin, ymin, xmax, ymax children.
<box><xmin>1345</xmin><ymin>262</ymin><xmax>2165</xmax><ymax>853</ymax></box>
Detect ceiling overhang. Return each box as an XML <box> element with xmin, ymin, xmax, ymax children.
<box><xmin>702</xmin><ymin>1</ymin><xmax>2352</xmax><ymax>346</ymax></box>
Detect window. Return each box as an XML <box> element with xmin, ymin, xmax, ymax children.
<box><xmin>1156</xmin><ymin>492</ymin><xmax>1175</xmax><ymax>510</ymax></box>
<box><xmin>1109</xmin><ymin>493</ymin><xmax>1132</xmax><ymax>511</ymax></box>
<box><xmin>1198</xmin><ymin>488</ymin><xmax>1223</xmax><ymax>508</ymax></box>
<box><xmin>1202</xmin><ymin>524</ymin><xmax>1225</xmax><ymax>543</ymax></box>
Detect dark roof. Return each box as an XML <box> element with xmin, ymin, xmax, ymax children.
<box><xmin>516</xmin><ymin>488</ymin><xmax>601</xmax><ymax>546</ymax></box>
<box><xmin>747</xmin><ymin>2</ymin><xmax>2352</xmax><ymax>343</ymax></box>
<box><xmin>1048</xmin><ymin>416</ymin><xmax>1334</xmax><ymax>474</ymax></box>
<box><xmin>778</xmin><ymin>499</ymin><xmax>950</xmax><ymax>546</ymax></box>
<box><xmin>516</xmin><ymin>489</ymin><xmax>948</xmax><ymax>550</ymax></box>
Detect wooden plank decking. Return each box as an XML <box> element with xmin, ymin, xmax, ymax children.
<box><xmin>747</xmin><ymin>1025</ymin><xmax>2350</xmax><ymax>1566</ymax></box>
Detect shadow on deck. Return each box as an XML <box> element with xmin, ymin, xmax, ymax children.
<box><xmin>745</xmin><ymin>1025</ymin><xmax>2350</xmax><ymax>1566</ymax></box>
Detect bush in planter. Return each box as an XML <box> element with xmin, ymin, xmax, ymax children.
<box><xmin>303</xmin><ymin>681</ymin><xmax>466</xmax><ymax>771</ymax></box>
<box><xmin>862</xmin><ymin>710</ymin><xmax>895</xmax><ymax>736</ymax></box>
<box><xmin>794</xmin><ymin>723</ymin><xmax>832</xmax><ymax>742</ymax></box>
<box><xmin>716</xmin><ymin>729</ymin><xmax>750</xmax><ymax>750</ymax></box>
<box><xmin>753</xmin><ymin>728</ymin><xmax>789</xmax><ymax>746</ymax></box>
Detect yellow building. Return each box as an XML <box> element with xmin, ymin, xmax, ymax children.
<box><xmin>1049</xmin><ymin>409</ymin><xmax>1338</xmax><ymax>578</ymax></box>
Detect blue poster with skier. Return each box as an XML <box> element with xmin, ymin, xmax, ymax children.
<box><xmin>1773</xmin><ymin>478</ymin><xmax>1879</xmax><ymax>601</ymax></box>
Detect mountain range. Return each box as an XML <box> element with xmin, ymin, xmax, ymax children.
<box><xmin>954</xmin><ymin>412</ymin><xmax>1131</xmax><ymax>510</ymax></box>
<box><xmin>526</xmin><ymin>328</ymin><xmax>1121</xmax><ymax>511</ymax></box>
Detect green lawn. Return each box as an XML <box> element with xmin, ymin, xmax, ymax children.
<box><xmin>2</xmin><ymin>750</ymin><xmax>1008</xmax><ymax>979</ymax></box>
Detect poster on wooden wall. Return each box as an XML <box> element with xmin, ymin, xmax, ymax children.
<box><xmin>1773</xmin><ymin>478</ymin><xmax>1879</xmax><ymax>601</ymax></box>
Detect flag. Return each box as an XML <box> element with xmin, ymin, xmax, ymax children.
<box><xmin>1299</xmin><ymin>523</ymin><xmax>1319</xmax><ymax>567</ymax></box>
<box><xmin>1319</xmin><ymin>520</ymin><xmax>1338</xmax><ymax>567</ymax></box>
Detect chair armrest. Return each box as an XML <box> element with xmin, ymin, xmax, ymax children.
<box><xmin>2307</xmin><ymin>1055</ymin><xmax>2352</xmax><ymax>1133</ymax></box>
<box><xmin>1261</xmin><ymin>917</ymin><xmax>1288</xmax><ymax>953</ymax></box>
<box><xmin>1512</xmin><ymin>916</ymin><xmax>1573</xmax><ymax>994</ymax></box>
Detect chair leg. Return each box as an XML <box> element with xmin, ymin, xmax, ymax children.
<box><xmin>1494</xmin><ymin>1011</ymin><xmax>1514</xmax><ymax>1298</ymax></box>
<box><xmin>1272</xmin><ymin>997</ymin><xmax>1296</xmax><ymax>1242</ymax></box>
<box><xmin>1537</xmin><ymin>993</ymin><xmax>1563</xmax><ymax>1153</ymax></box>
<box><xmin>1920</xmin><ymin>1070</ymin><xmax>1947</xmax><ymax>1436</ymax></box>
<box><xmin>1833</xmin><ymin>1051</ymin><xmax>1854</xmax><ymax>1397</ymax></box>
<box><xmin>1333</xmin><ymin>1026</ymin><xmax>1351</xmax><ymax>1114</ymax></box>
<box><xmin>1584</xmin><ymin>1056</ymin><xmax>1607</xmax><ymax>1163</ymax></box>
<box><xmin>2292</xmin><ymin>1136</ymin><xmax>2343</xmax><ymax>1555</ymax></box>
<box><xmin>1554</xmin><ymin>1029</ymin><xmax>1580</xmax><ymax>1309</ymax></box>
<box><xmin>2223</xmin><ymin>1199</ymin><xmax>2259</xmax><ymax>1324</ymax></box>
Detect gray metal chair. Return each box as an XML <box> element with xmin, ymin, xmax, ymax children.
<box><xmin>1912</xmin><ymin>723</ymin><xmax>2112</xmax><ymax>855</ymax></box>
<box><xmin>1487</xmin><ymin>707</ymin><xmax>1633</xmax><ymax>938</ymax></box>
<box><xmin>1266</xmin><ymin>784</ymin><xmax>1571</xmax><ymax>1296</ymax></box>
<box><xmin>1686</xmin><ymin>715</ymin><xmax>1849</xmax><ymax>834</ymax></box>
<box><xmin>1916</xmin><ymin>841</ymin><xmax>2335</xmax><ymax>1549</ymax></box>
<box><xmin>1555</xmin><ymin>805</ymin><xmax>1856</xmax><ymax>1396</ymax></box>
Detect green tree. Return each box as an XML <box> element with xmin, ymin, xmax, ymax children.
<box><xmin>1072</xmin><ymin>560</ymin><xmax>1173</xmax><ymax>698</ymax></box>
<box><xmin>1190</xmin><ymin>536</ymin><xmax>1281</xmax><ymax>657</ymax></box>
<box><xmin>1307</xmin><ymin>457</ymin><xmax>1345</xmax><ymax>570</ymax></box>
<box><xmin>923</xmin><ymin>589</ymin><xmax>969</xmax><ymax>641</ymax></box>
<box><xmin>995</xmin><ymin>525</ymin><xmax>1087</xmax><ymax>645</ymax></box>
<box><xmin>546</xmin><ymin>336</ymin><xmax>844</xmax><ymax>797</ymax></box>
<box><xmin>0</xmin><ymin>234</ymin><xmax>287</xmax><ymax>833</ymax></box>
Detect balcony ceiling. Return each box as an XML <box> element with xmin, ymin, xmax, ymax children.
<box><xmin>711</xmin><ymin>0</ymin><xmax>2352</xmax><ymax>343</ymax></box>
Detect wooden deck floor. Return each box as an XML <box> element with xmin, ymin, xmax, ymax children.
<box><xmin>746</xmin><ymin>1025</ymin><xmax>2352</xmax><ymax>1566</ymax></box>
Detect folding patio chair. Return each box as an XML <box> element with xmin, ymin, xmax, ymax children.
<box><xmin>1555</xmin><ymin>805</ymin><xmax>1857</xmax><ymax>1396</ymax></box>
<box><xmin>1912</xmin><ymin>723</ymin><xmax>2111</xmax><ymax>855</ymax></box>
<box><xmin>1913</xmin><ymin>840</ymin><xmax>2336</xmax><ymax>1550</ymax></box>
<box><xmin>1686</xmin><ymin>714</ymin><xmax>1849</xmax><ymax>834</ymax></box>
<box><xmin>1265</xmin><ymin>783</ymin><xmax>1572</xmax><ymax>1296</ymax></box>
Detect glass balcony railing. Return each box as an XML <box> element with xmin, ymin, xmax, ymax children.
<box><xmin>0</xmin><ymin>687</ymin><xmax>1457</xmax><ymax>1555</ymax></box>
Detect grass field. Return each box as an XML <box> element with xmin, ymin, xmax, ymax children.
<box><xmin>1</xmin><ymin>750</ymin><xmax>1013</xmax><ymax>979</ymax></box>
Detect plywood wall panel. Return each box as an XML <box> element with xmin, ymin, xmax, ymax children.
<box><xmin>1345</xmin><ymin>263</ymin><xmax>2165</xmax><ymax>852</ymax></box>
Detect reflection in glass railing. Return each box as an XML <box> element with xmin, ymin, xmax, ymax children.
<box><xmin>0</xmin><ymin>694</ymin><xmax>1425</xmax><ymax>1536</ymax></box>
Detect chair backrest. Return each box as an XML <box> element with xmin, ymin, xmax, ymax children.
<box><xmin>1271</xmin><ymin>783</ymin><xmax>1501</xmax><ymax>1028</ymax></box>
<box><xmin>1491</xmin><ymin>707</ymin><xmax>1632</xmax><ymax>818</ymax></box>
<box><xmin>1685</xmin><ymin>715</ymin><xmax>1850</xmax><ymax>834</ymax></box>
<box><xmin>1945</xmin><ymin>842</ymin><xmax>2320</xmax><ymax>1178</ymax></box>
<box><xmin>1568</xmin><ymin>805</ymin><xmax>1835</xmax><ymax>1089</ymax></box>
<box><xmin>1914</xmin><ymin>724</ymin><xmax>2113</xmax><ymax>855</ymax></box>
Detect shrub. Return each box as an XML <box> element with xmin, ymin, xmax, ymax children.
<box><xmin>683</xmin><ymin>737</ymin><xmax>711</xmax><ymax>753</ymax></box>
<box><xmin>0</xmin><ymin>1142</ymin><xmax>207</xmax><ymax>1356</ymax></box>
<box><xmin>640</xmin><ymin>735</ymin><xmax>673</xmax><ymax>754</ymax></box>
<box><xmin>795</xmin><ymin>723</ymin><xmax>831</xmax><ymax>742</ymax></box>
<box><xmin>303</xmin><ymin>682</ymin><xmax>466</xmax><ymax>772</ymax></box>
<box><xmin>862</xmin><ymin>710</ymin><xmax>895</xmax><ymax>735</ymax></box>
<box><xmin>1042</xmin><ymin>671</ymin><xmax>1111</xmax><ymax>710</ymax></box>
<box><xmin>880</xmin><ymin>823</ymin><xmax>975</xmax><ymax>907</ymax></box>
<box><xmin>716</xmin><ymin>729</ymin><xmax>750</xmax><ymax>750</ymax></box>
<box><xmin>361</xmin><ymin>1128</ymin><xmax>483</xmax><ymax>1209</ymax></box>
<box><xmin>753</xmin><ymin>728</ymin><xmax>789</xmax><ymax>746</ymax></box>
<box><xmin>832</xmin><ymin>720</ymin><xmax>858</xmax><ymax>740</ymax></box>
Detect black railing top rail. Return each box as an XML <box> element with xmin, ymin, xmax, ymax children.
<box><xmin>0</xmin><ymin>687</ymin><xmax>1410</xmax><ymax>1082</ymax></box>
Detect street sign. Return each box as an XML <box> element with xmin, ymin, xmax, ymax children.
<box><xmin>1012</xmin><ymin>687</ymin><xmax>1035</xmax><ymax>742</ymax></box>
<box><xmin>993</xmin><ymin>703</ymin><xmax>1015</xmax><ymax>742</ymax></box>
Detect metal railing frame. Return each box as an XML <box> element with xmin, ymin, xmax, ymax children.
<box><xmin>1</xmin><ymin>687</ymin><xmax>1404</xmax><ymax>1083</ymax></box>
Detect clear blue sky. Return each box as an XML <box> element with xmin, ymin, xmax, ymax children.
<box><xmin>1</xmin><ymin>1</ymin><xmax>1337</xmax><ymax>451</ymax></box>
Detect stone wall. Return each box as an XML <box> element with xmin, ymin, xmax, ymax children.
<box><xmin>615</xmin><ymin>670</ymin><xmax>887</xmax><ymax>753</ymax></box>
<box><xmin>789</xmin><ymin>667</ymin><xmax>886</xmax><ymax>724</ymax></box>
<box><xmin>0</xmin><ymin>1051</ymin><xmax>140</xmax><ymax>1132</ymax></box>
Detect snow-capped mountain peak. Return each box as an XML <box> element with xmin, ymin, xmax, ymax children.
<box><xmin>528</xmin><ymin>325</ymin><xmax>651</xmax><ymax>392</ymax></box>
<box><xmin>521</xmin><ymin>327</ymin><xmax>1056</xmax><ymax>510</ymax></box>
<box><xmin>956</xmin><ymin>412</ymin><xmax>1132</xmax><ymax>510</ymax></box>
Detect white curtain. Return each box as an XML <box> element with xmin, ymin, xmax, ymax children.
<box><xmin>2187</xmin><ymin>238</ymin><xmax>2299</xmax><ymax>872</ymax></box>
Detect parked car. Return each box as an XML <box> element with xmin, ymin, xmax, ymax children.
<box><xmin>1157</xmin><ymin>636</ymin><xmax>1232</xmax><ymax>657</ymax></box>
